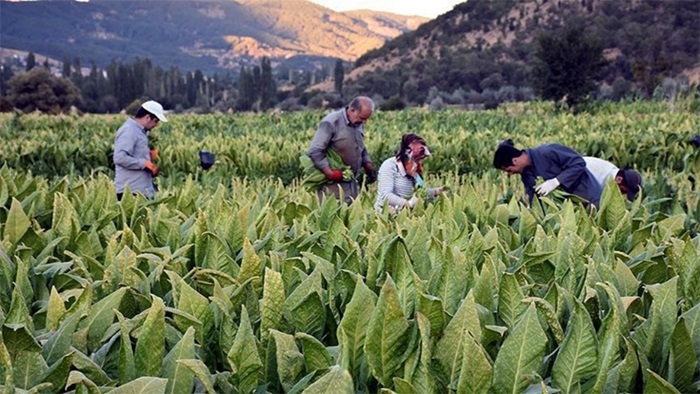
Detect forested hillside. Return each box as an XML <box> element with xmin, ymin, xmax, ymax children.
<box><xmin>341</xmin><ymin>0</ymin><xmax>699</xmax><ymax>105</ymax></box>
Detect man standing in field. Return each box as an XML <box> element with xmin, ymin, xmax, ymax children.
<box><xmin>113</xmin><ymin>100</ymin><xmax>167</xmax><ymax>200</ymax></box>
<box><xmin>493</xmin><ymin>141</ymin><xmax>602</xmax><ymax>207</ymax></box>
<box><xmin>583</xmin><ymin>156</ymin><xmax>643</xmax><ymax>201</ymax></box>
<box><xmin>307</xmin><ymin>96</ymin><xmax>377</xmax><ymax>204</ymax></box>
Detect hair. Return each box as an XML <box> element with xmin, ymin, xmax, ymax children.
<box><xmin>349</xmin><ymin>96</ymin><xmax>375</xmax><ymax>112</ymax></box>
<box><xmin>493</xmin><ymin>144</ymin><xmax>523</xmax><ymax>169</ymax></box>
<box><xmin>135</xmin><ymin>107</ymin><xmax>156</xmax><ymax>120</ymax></box>
<box><xmin>396</xmin><ymin>133</ymin><xmax>426</xmax><ymax>161</ymax></box>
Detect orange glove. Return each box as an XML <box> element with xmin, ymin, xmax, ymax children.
<box><xmin>144</xmin><ymin>160</ymin><xmax>159</xmax><ymax>176</ymax></box>
<box><xmin>150</xmin><ymin>149</ymin><xmax>158</xmax><ymax>161</ymax></box>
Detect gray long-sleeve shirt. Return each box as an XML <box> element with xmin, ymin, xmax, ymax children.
<box><xmin>522</xmin><ymin>143</ymin><xmax>602</xmax><ymax>207</ymax></box>
<box><xmin>113</xmin><ymin>117</ymin><xmax>154</xmax><ymax>197</ymax></box>
<box><xmin>307</xmin><ymin>108</ymin><xmax>371</xmax><ymax>202</ymax></box>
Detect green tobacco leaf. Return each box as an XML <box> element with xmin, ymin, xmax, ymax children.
<box><xmin>404</xmin><ymin>312</ymin><xmax>436</xmax><ymax>394</ymax></box>
<box><xmin>552</xmin><ymin>298</ymin><xmax>598</xmax><ymax>393</ymax></box>
<box><xmin>456</xmin><ymin>332</ymin><xmax>493</xmax><ymax>394</ymax></box>
<box><xmin>492</xmin><ymin>304</ymin><xmax>547</xmax><ymax>394</ymax></box>
<box><xmin>270</xmin><ymin>330</ymin><xmax>304</xmax><ymax>392</ymax></box>
<box><xmin>174</xmin><ymin>278</ymin><xmax>212</xmax><ymax>342</ymax></box>
<box><xmin>632</xmin><ymin>277</ymin><xmax>677</xmax><ymax>370</ymax></box>
<box><xmin>46</xmin><ymin>286</ymin><xmax>66</xmax><ymax>332</ymax></box>
<box><xmin>643</xmin><ymin>369</ymin><xmax>681</xmax><ymax>394</ymax></box>
<box><xmin>177</xmin><ymin>359</ymin><xmax>215</xmax><ymax>394</ymax></box>
<box><xmin>116</xmin><ymin>310</ymin><xmax>136</xmax><ymax>384</ymax></box>
<box><xmin>261</xmin><ymin>267</ymin><xmax>285</xmax><ymax>344</ymax></box>
<box><xmin>13</xmin><ymin>349</ymin><xmax>48</xmax><ymax>390</ymax></box>
<box><xmin>301</xmin><ymin>365</ymin><xmax>354</xmax><ymax>394</ymax></box>
<box><xmin>434</xmin><ymin>290</ymin><xmax>482</xmax><ymax>388</ymax></box>
<box><xmin>5</xmin><ymin>197</ymin><xmax>30</xmax><ymax>245</ymax></box>
<box><xmin>239</xmin><ymin>237</ymin><xmax>263</xmax><ymax>287</ymax></box>
<box><xmin>337</xmin><ymin>279</ymin><xmax>376</xmax><ymax>384</ymax></box>
<box><xmin>596</xmin><ymin>180</ymin><xmax>628</xmax><ymax>232</ymax></box>
<box><xmin>364</xmin><ymin>275</ymin><xmax>409</xmax><ymax>388</ymax></box>
<box><xmin>228</xmin><ymin>305</ymin><xmax>262</xmax><ymax>394</ymax></box>
<box><xmin>296</xmin><ymin>332</ymin><xmax>333</xmax><ymax>374</ymax></box>
<box><xmin>681</xmin><ymin>302</ymin><xmax>700</xmax><ymax>374</ymax></box>
<box><xmin>51</xmin><ymin>192</ymin><xmax>79</xmax><ymax>250</ymax></box>
<box><xmin>289</xmin><ymin>292</ymin><xmax>326</xmax><ymax>338</ymax></box>
<box><xmin>591</xmin><ymin>284</ymin><xmax>622</xmax><ymax>394</ymax></box>
<box><xmin>473</xmin><ymin>255</ymin><xmax>498</xmax><ymax>313</ymax></box>
<box><xmin>71</xmin><ymin>349</ymin><xmax>112</xmax><ymax>385</ymax></box>
<box><xmin>434</xmin><ymin>246</ymin><xmax>469</xmax><ymax>315</ymax></box>
<box><xmin>416</xmin><ymin>294</ymin><xmax>447</xmax><ymax>338</ymax></box>
<box><xmin>668</xmin><ymin>318</ymin><xmax>696</xmax><ymax>393</ymax></box>
<box><xmin>163</xmin><ymin>327</ymin><xmax>196</xmax><ymax>394</ymax></box>
<box><xmin>134</xmin><ymin>296</ymin><xmax>165</xmax><ymax>377</ymax></box>
<box><xmin>42</xmin><ymin>311</ymin><xmax>84</xmax><ymax>366</ymax></box>
<box><xmin>64</xmin><ymin>370</ymin><xmax>100</xmax><ymax>394</ymax></box>
<box><xmin>498</xmin><ymin>273</ymin><xmax>527</xmax><ymax>331</ymax></box>
<box><xmin>108</xmin><ymin>376</ymin><xmax>168</xmax><ymax>394</ymax></box>
<box><xmin>39</xmin><ymin>352</ymin><xmax>73</xmax><ymax>394</ymax></box>
<box><xmin>83</xmin><ymin>287</ymin><xmax>127</xmax><ymax>348</ymax></box>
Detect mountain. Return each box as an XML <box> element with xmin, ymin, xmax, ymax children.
<box><xmin>0</xmin><ymin>0</ymin><xmax>428</xmax><ymax>73</ymax></box>
<box><xmin>337</xmin><ymin>0</ymin><xmax>699</xmax><ymax>103</ymax></box>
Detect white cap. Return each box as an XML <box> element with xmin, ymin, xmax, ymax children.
<box><xmin>141</xmin><ymin>100</ymin><xmax>168</xmax><ymax>122</ymax></box>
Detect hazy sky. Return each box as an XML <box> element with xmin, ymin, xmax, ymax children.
<box><xmin>307</xmin><ymin>0</ymin><xmax>463</xmax><ymax>18</ymax></box>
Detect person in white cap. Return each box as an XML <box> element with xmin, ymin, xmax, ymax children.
<box><xmin>113</xmin><ymin>100</ymin><xmax>167</xmax><ymax>200</ymax></box>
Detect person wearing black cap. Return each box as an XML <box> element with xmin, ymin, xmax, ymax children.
<box><xmin>583</xmin><ymin>157</ymin><xmax>643</xmax><ymax>201</ymax></box>
<box><xmin>493</xmin><ymin>141</ymin><xmax>602</xmax><ymax>207</ymax></box>
<box><xmin>114</xmin><ymin>100</ymin><xmax>167</xmax><ymax>200</ymax></box>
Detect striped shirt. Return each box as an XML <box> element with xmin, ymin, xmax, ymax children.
<box><xmin>374</xmin><ymin>157</ymin><xmax>437</xmax><ymax>212</ymax></box>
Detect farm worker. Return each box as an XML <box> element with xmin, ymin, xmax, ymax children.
<box><xmin>583</xmin><ymin>157</ymin><xmax>643</xmax><ymax>201</ymax></box>
<box><xmin>307</xmin><ymin>96</ymin><xmax>377</xmax><ymax>204</ymax></box>
<box><xmin>113</xmin><ymin>100</ymin><xmax>167</xmax><ymax>200</ymax></box>
<box><xmin>493</xmin><ymin>140</ymin><xmax>602</xmax><ymax>207</ymax></box>
<box><xmin>374</xmin><ymin>133</ymin><xmax>444</xmax><ymax>212</ymax></box>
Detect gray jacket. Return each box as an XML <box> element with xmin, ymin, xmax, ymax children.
<box><xmin>114</xmin><ymin>117</ymin><xmax>154</xmax><ymax>197</ymax></box>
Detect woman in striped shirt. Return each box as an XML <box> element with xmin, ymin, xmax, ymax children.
<box><xmin>374</xmin><ymin>133</ymin><xmax>443</xmax><ymax>212</ymax></box>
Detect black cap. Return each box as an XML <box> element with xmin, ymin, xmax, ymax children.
<box><xmin>621</xmin><ymin>169</ymin><xmax>643</xmax><ymax>201</ymax></box>
<box><xmin>199</xmin><ymin>150</ymin><xmax>216</xmax><ymax>170</ymax></box>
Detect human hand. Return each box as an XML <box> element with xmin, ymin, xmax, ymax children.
<box><xmin>364</xmin><ymin>163</ymin><xmax>377</xmax><ymax>184</ymax></box>
<box><xmin>326</xmin><ymin>169</ymin><xmax>344</xmax><ymax>182</ymax></box>
<box><xmin>535</xmin><ymin>178</ymin><xmax>560</xmax><ymax>196</ymax></box>
<box><xmin>144</xmin><ymin>160</ymin><xmax>159</xmax><ymax>177</ymax></box>
<box><xmin>150</xmin><ymin>149</ymin><xmax>158</xmax><ymax>161</ymax></box>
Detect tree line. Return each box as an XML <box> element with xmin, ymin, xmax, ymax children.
<box><xmin>0</xmin><ymin>55</ymin><xmax>348</xmax><ymax>114</ymax></box>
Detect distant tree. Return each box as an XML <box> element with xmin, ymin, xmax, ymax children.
<box><xmin>334</xmin><ymin>58</ymin><xmax>344</xmax><ymax>96</ymax></box>
<box><xmin>6</xmin><ymin>68</ymin><xmax>82</xmax><ymax>114</ymax></box>
<box><xmin>25</xmin><ymin>52</ymin><xmax>36</xmax><ymax>71</ymax></box>
<box><xmin>260</xmin><ymin>57</ymin><xmax>276</xmax><ymax>110</ymax></box>
<box><xmin>1</xmin><ymin>62</ymin><xmax>15</xmax><ymax>95</ymax></box>
<box><xmin>61</xmin><ymin>58</ymin><xmax>72</xmax><ymax>78</ymax></box>
<box><xmin>531</xmin><ymin>21</ymin><xmax>606</xmax><ymax>107</ymax></box>
<box><xmin>43</xmin><ymin>57</ymin><xmax>50</xmax><ymax>70</ymax></box>
<box><xmin>236</xmin><ymin>67</ymin><xmax>254</xmax><ymax>111</ymax></box>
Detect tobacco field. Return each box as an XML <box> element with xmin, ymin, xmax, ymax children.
<box><xmin>0</xmin><ymin>100</ymin><xmax>699</xmax><ymax>393</ymax></box>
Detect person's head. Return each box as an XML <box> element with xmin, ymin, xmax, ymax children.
<box><xmin>615</xmin><ymin>168</ymin><xmax>643</xmax><ymax>201</ymax></box>
<box><xmin>493</xmin><ymin>143</ymin><xmax>528</xmax><ymax>175</ymax></box>
<box><xmin>346</xmin><ymin>96</ymin><xmax>374</xmax><ymax>127</ymax></box>
<box><xmin>135</xmin><ymin>100</ymin><xmax>168</xmax><ymax>130</ymax></box>
<box><xmin>397</xmin><ymin>133</ymin><xmax>430</xmax><ymax>173</ymax></box>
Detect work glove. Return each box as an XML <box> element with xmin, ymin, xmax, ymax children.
<box><xmin>150</xmin><ymin>149</ymin><xmax>158</xmax><ymax>161</ymax></box>
<box><xmin>407</xmin><ymin>195</ymin><xmax>418</xmax><ymax>208</ymax></box>
<box><xmin>326</xmin><ymin>169</ymin><xmax>344</xmax><ymax>182</ymax></box>
<box><xmin>535</xmin><ymin>177</ymin><xmax>560</xmax><ymax>196</ymax></box>
<box><xmin>364</xmin><ymin>163</ymin><xmax>377</xmax><ymax>184</ymax></box>
<box><xmin>144</xmin><ymin>160</ymin><xmax>159</xmax><ymax>177</ymax></box>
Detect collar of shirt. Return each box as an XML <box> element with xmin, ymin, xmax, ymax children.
<box><xmin>127</xmin><ymin>117</ymin><xmax>148</xmax><ymax>134</ymax></box>
<box><xmin>342</xmin><ymin>107</ymin><xmax>352</xmax><ymax>126</ymax></box>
